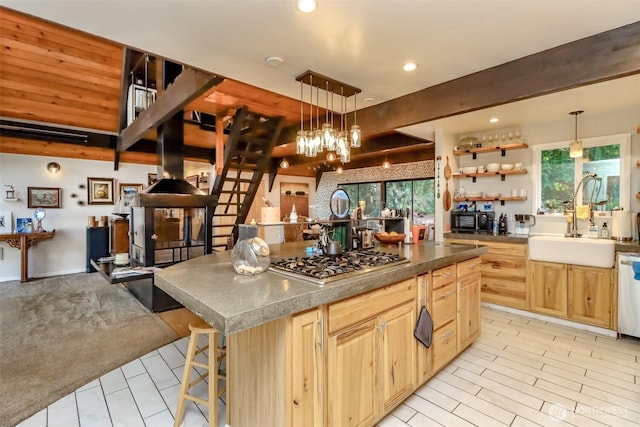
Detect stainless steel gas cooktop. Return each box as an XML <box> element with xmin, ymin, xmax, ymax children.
<box><xmin>269</xmin><ymin>250</ymin><xmax>409</xmax><ymax>285</ymax></box>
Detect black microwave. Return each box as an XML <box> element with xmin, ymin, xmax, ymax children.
<box><xmin>451</xmin><ymin>211</ymin><xmax>494</xmax><ymax>233</ymax></box>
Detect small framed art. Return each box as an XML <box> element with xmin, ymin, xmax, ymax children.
<box><xmin>87</xmin><ymin>178</ymin><xmax>115</xmax><ymax>205</ymax></box>
<box><xmin>28</xmin><ymin>187</ymin><xmax>61</xmax><ymax>208</ymax></box>
<box><xmin>119</xmin><ymin>183</ymin><xmax>144</xmax><ymax>208</ymax></box>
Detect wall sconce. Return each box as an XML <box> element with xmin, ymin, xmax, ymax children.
<box><xmin>47</xmin><ymin>162</ymin><xmax>61</xmax><ymax>174</ymax></box>
<box><xmin>280</xmin><ymin>158</ymin><xmax>289</xmax><ymax>169</ymax></box>
<box><xmin>382</xmin><ymin>160</ymin><xmax>391</xmax><ymax>169</ymax></box>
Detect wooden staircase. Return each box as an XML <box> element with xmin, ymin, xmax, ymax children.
<box><xmin>209</xmin><ymin>106</ymin><xmax>284</xmax><ymax>250</ymax></box>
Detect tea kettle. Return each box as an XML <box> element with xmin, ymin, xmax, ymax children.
<box><xmin>319</xmin><ymin>228</ymin><xmax>343</xmax><ymax>255</ymax></box>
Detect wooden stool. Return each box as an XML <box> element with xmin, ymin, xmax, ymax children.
<box><xmin>174</xmin><ymin>321</ymin><xmax>226</xmax><ymax>427</ymax></box>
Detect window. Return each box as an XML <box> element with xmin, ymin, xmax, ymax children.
<box><xmin>533</xmin><ymin>134</ymin><xmax>630</xmax><ymax>214</ymax></box>
<box><xmin>340</xmin><ymin>179</ymin><xmax>435</xmax><ymax>224</ymax></box>
<box><xmin>340</xmin><ymin>183</ymin><xmax>382</xmax><ymax>217</ymax></box>
<box><xmin>386</xmin><ymin>179</ymin><xmax>435</xmax><ymax>225</ymax></box>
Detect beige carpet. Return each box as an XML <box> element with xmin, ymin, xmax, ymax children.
<box><xmin>0</xmin><ymin>273</ymin><xmax>178</xmax><ymax>426</ymax></box>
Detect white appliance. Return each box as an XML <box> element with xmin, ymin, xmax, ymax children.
<box><xmin>262</xmin><ymin>223</ymin><xmax>284</xmax><ymax>245</ymax></box>
<box><xmin>618</xmin><ymin>253</ymin><xmax>640</xmax><ymax>338</ymax></box>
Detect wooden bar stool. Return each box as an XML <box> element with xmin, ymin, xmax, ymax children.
<box><xmin>174</xmin><ymin>321</ymin><xmax>226</xmax><ymax>427</ymax></box>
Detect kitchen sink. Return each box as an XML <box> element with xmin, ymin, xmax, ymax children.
<box><xmin>528</xmin><ymin>235</ymin><xmax>615</xmax><ymax>268</ymax></box>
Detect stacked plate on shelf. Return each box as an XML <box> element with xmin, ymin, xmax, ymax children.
<box><xmin>486</xmin><ymin>163</ymin><xmax>500</xmax><ymax>172</ymax></box>
<box><xmin>487</xmin><ymin>192</ymin><xmax>501</xmax><ymax>199</ymax></box>
<box><xmin>465</xmin><ymin>191</ymin><xmax>481</xmax><ymax>198</ymax></box>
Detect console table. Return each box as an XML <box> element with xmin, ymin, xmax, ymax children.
<box><xmin>0</xmin><ymin>230</ymin><xmax>56</xmax><ymax>282</ymax></box>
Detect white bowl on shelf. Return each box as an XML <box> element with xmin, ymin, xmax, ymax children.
<box><xmin>501</xmin><ymin>163</ymin><xmax>514</xmax><ymax>171</ymax></box>
<box><xmin>486</xmin><ymin>192</ymin><xmax>501</xmax><ymax>198</ymax></box>
<box><xmin>486</xmin><ymin>163</ymin><xmax>500</xmax><ymax>172</ymax></box>
<box><xmin>465</xmin><ymin>191</ymin><xmax>481</xmax><ymax>198</ymax></box>
<box><xmin>461</xmin><ymin>166</ymin><xmax>477</xmax><ymax>174</ymax></box>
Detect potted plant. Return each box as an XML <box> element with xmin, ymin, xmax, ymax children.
<box><xmin>544</xmin><ymin>198</ymin><xmax>563</xmax><ymax>214</ymax></box>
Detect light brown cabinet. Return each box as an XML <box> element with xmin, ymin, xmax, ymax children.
<box><xmin>479</xmin><ymin>241</ymin><xmax>527</xmax><ymax>309</ymax></box>
<box><xmin>431</xmin><ymin>264</ymin><xmax>457</xmax><ymax>372</ymax></box>
<box><xmin>529</xmin><ymin>260</ymin><xmax>568</xmax><ymax>317</ymax></box>
<box><xmin>327</xmin><ymin>279</ymin><xmax>416</xmax><ymax>426</ymax></box>
<box><xmin>529</xmin><ymin>261</ymin><xmax>614</xmax><ymax>328</ymax></box>
<box><xmin>416</xmin><ymin>272</ymin><xmax>432</xmax><ymax>384</ymax></box>
<box><xmin>457</xmin><ymin>257</ymin><xmax>482</xmax><ymax>350</ymax></box>
<box><xmin>230</xmin><ymin>260</ymin><xmax>482</xmax><ymax>427</ymax></box>
<box><xmin>568</xmin><ymin>264</ymin><xmax>614</xmax><ymax>328</ymax></box>
<box><xmin>380</xmin><ymin>301</ymin><xmax>417</xmax><ymax>412</ymax></box>
<box><xmin>291</xmin><ymin>308</ymin><xmax>324</xmax><ymax>427</ymax></box>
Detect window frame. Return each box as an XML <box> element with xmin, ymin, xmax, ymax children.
<box><xmin>339</xmin><ymin>177</ymin><xmax>435</xmax><ymax>221</ymax></box>
<box><xmin>531</xmin><ymin>133</ymin><xmax>631</xmax><ymax>216</ymax></box>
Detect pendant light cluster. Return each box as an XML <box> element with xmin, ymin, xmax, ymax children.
<box><xmin>295</xmin><ymin>70</ymin><xmax>362</xmax><ymax>164</ymax></box>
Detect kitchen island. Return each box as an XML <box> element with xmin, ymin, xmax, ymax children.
<box><xmin>155</xmin><ymin>240</ymin><xmax>486</xmax><ymax>427</ymax></box>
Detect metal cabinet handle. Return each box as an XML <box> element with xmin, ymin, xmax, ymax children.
<box><xmin>317</xmin><ymin>316</ymin><xmax>324</xmax><ymax>353</ymax></box>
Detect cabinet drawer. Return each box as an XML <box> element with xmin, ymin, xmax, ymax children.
<box><xmin>431</xmin><ymin>282</ymin><xmax>457</xmax><ymax>330</ymax></box>
<box><xmin>433</xmin><ymin>320</ymin><xmax>457</xmax><ymax>372</ymax></box>
<box><xmin>328</xmin><ymin>278</ymin><xmax>415</xmax><ymax>335</ymax></box>
<box><xmin>481</xmin><ymin>241</ymin><xmax>527</xmax><ymax>257</ymax></box>
<box><xmin>457</xmin><ymin>257</ymin><xmax>482</xmax><ymax>279</ymax></box>
<box><xmin>432</xmin><ymin>265</ymin><xmax>456</xmax><ymax>290</ymax></box>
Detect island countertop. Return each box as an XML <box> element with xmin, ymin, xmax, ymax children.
<box><xmin>154</xmin><ymin>241</ymin><xmax>487</xmax><ymax>335</ymax></box>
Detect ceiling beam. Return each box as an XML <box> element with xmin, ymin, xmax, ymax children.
<box><xmin>349</xmin><ymin>21</ymin><xmax>640</xmax><ymax>138</ymax></box>
<box><xmin>117</xmin><ymin>67</ymin><xmax>224</xmax><ymax>152</ymax></box>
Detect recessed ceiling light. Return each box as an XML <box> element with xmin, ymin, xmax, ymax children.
<box><xmin>265</xmin><ymin>56</ymin><xmax>284</xmax><ymax>67</ymax></box>
<box><xmin>489</xmin><ymin>117</ymin><xmax>499</xmax><ymax>123</ymax></box>
<box><xmin>364</xmin><ymin>97</ymin><xmax>376</xmax><ymax>103</ymax></box>
<box><xmin>296</xmin><ymin>0</ymin><xmax>317</xmax><ymax>13</ymax></box>
<box><xmin>403</xmin><ymin>62</ymin><xmax>418</xmax><ymax>72</ymax></box>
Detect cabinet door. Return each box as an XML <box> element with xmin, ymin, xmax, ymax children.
<box><xmin>432</xmin><ymin>320</ymin><xmax>458</xmax><ymax>373</ymax></box>
<box><xmin>416</xmin><ymin>272</ymin><xmax>432</xmax><ymax>384</ymax></box>
<box><xmin>530</xmin><ymin>261</ymin><xmax>567</xmax><ymax>317</ymax></box>
<box><xmin>291</xmin><ymin>309</ymin><xmax>323</xmax><ymax>427</ymax></box>
<box><xmin>380</xmin><ymin>301</ymin><xmax>416</xmax><ymax>412</ymax></box>
<box><xmin>457</xmin><ymin>268</ymin><xmax>481</xmax><ymax>351</ymax></box>
<box><xmin>568</xmin><ymin>265</ymin><xmax>613</xmax><ymax>328</ymax></box>
<box><xmin>327</xmin><ymin>318</ymin><xmax>378</xmax><ymax>427</ymax></box>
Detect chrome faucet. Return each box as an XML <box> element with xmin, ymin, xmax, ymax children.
<box><xmin>568</xmin><ymin>173</ymin><xmax>597</xmax><ymax>238</ymax></box>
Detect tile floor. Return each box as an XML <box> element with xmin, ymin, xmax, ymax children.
<box><xmin>17</xmin><ymin>307</ymin><xmax>640</xmax><ymax>427</ymax></box>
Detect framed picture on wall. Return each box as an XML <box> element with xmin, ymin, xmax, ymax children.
<box><xmin>0</xmin><ymin>211</ymin><xmax>11</xmax><ymax>233</ymax></box>
<box><xmin>87</xmin><ymin>178</ymin><xmax>115</xmax><ymax>205</ymax></box>
<box><xmin>119</xmin><ymin>183</ymin><xmax>144</xmax><ymax>208</ymax></box>
<box><xmin>27</xmin><ymin>187</ymin><xmax>61</xmax><ymax>208</ymax></box>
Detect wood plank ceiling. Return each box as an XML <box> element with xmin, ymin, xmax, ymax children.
<box><xmin>2</xmin><ymin>7</ymin><xmax>637</xmax><ymax>178</ymax></box>
<box><xmin>0</xmin><ymin>7</ymin><xmax>432</xmax><ymax>178</ymax></box>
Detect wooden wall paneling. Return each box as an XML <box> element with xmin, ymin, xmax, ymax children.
<box><xmin>0</xmin><ymin>136</ymin><xmax>157</xmax><ymax>165</ymax></box>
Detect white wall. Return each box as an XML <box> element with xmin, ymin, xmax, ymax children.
<box><xmin>451</xmin><ymin>107</ymin><xmax>640</xmax><ymax>237</ymax></box>
<box><xmin>0</xmin><ymin>154</ymin><xmax>315</xmax><ymax>281</ymax></box>
<box><xmin>0</xmin><ymin>154</ymin><xmax>157</xmax><ymax>281</ymax></box>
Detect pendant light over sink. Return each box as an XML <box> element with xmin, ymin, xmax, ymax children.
<box><xmin>569</xmin><ymin>110</ymin><xmax>584</xmax><ymax>158</ymax></box>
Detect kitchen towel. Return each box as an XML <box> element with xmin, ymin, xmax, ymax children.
<box><xmin>576</xmin><ymin>205</ymin><xmax>590</xmax><ymax>220</ymax></box>
<box><xmin>414</xmin><ymin>306</ymin><xmax>434</xmax><ymax>348</ymax></box>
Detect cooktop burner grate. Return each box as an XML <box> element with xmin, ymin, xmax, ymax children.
<box><xmin>269</xmin><ymin>250</ymin><xmax>409</xmax><ymax>285</ymax></box>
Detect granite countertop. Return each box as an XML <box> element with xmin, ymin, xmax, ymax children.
<box><xmin>444</xmin><ymin>232</ymin><xmax>640</xmax><ymax>252</ymax></box>
<box><xmin>444</xmin><ymin>232</ymin><xmax>529</xmax><ymax>244</ymax></box>
<box><xmin>154</xmin><ymin>241</ymin><xmax>487</xmax><ymax>336</ymax></box>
